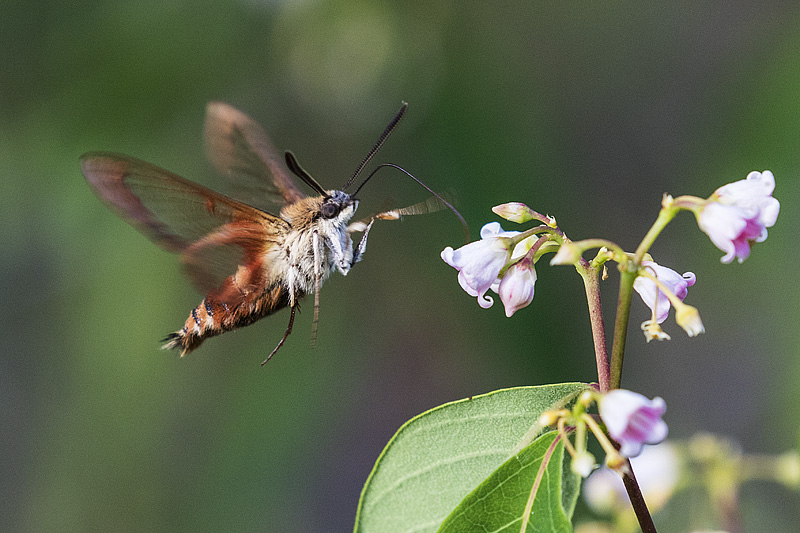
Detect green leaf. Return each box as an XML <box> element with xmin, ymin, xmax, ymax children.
<box><xmin>354</xmin><ymin>383</ymin><xmax>589</xmax><ymax>533</ymax></box>
<box><xmin>438</xmin><ymin>431</ymin><xmax>574</xmax><ymax>533</ymax></box>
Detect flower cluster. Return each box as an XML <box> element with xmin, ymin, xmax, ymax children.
<box><xmin>436</xmin><ymin>170</ymin><xmax>780</xmax><ymax>529</ymax></box>
<box><xmin>441</xmin><ymin>170</ymin><xmax>777</xmax><ymax>344</ymax></box>
<box><xmin>440</xmin><ymin>206</ymin><xmax>703</xmax><ymax>340</ymax></box>
<box><xmin>441</xmin><ymin>221</ymin><xmax>541</xmax><ymax>317</ymax></box>
<box><xmin>540</xmin><ymin>389</ymin><xmax>669</xmax><ymax>478</ymax></box>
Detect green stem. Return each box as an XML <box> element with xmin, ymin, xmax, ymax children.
<box><xmin>610</xmin><ymin>204</ymin><xmax>679</xmax><ymax>389</ymax></box>
<box><xmin>633</xmin><ymin>205</ymin><xmax>679</xmax><ymax>263</ymax></box>
<box><xmin>605</xmin><ymin>203</ymin><xmax>682</xmax><ymax>532</ymax></box>
<box><xmin>609</xmin><ymin>268</ymin><xmax>636</xmax><ymax>389</ymax></box>
<box><xmin>577</xmin><ymin>261</ymin><xmax>610</xmax><ymax>391</ymax></box>
<box><xmin>571</xmin><ymin>238</ymin><xmax>627</xmax><ymax>259</ymax></box>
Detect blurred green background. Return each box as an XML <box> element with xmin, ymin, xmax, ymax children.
<box><xmin>2</xmin><ymin>1</ymin><xmax>799</xmax><ymax>531</ymax></box>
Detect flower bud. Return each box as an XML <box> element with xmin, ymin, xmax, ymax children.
<box><xmin>497</xmin><ymin>257</ymin><xmax>537</xmax><ymax>317</ymax></box>
<box><xmin>572</xmin><ymin>450</ymin><xmax>597</xmax><ymax>478</ymax></box>
<box><xmin>538</xmin><ymin>410</ymin><xmax>560</xmax><ymax>427</ymax></box>
<box><xmin>550</xmin><ymin>242</ymin><xmax>583</xmax><ymax>265</ymax></box>
<box><xmin>492</xmin><ymin>202</ymin><xmax>537</xmax><ymax>224</ymax></box>
<box><xmin>675</xmin><ymin>303</ymin><xmax>705</xmax><ymax>337</ymax></box>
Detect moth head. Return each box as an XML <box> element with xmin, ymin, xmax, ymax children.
<box><xmin>285</xmin><ymin>103</ymin><xmax>467</xmax><ymax>239</ymax></box>
<box><xmin>320</xmin><ymin>190</ymin><xmax>358</xmax><ymax>224</ymax></box>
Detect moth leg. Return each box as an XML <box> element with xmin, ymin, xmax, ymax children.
<box><xmin>262</xmin><ymin>304</ymin><xmax>296</xmax><ymax>365</ymax></box>
<box><xmin>311</xmin><ymin>230</ymin><xmax>322</xmax><ymax>347</ymax></box>
<box><xmin>352</xmin><ymin>218</ymin><xmax>376</xmax><ymax>264</ymax></box>
<box><xmin>326</xmin><ymin>229</ymin><xmax>352</xmax><ymax>276</ymax></box>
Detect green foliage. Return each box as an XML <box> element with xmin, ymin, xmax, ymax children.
<box><xmin>354</xmin><ymin>384</ymin><xmax>588</xmax><ymax>532</ymax></box>
<box><xmin>438</xmin><ymin>431</ymin><xmax>574</xmax><ymax>533</ymax></box>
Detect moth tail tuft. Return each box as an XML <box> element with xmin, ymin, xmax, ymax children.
<box><xmin>161</xmin><ymin>331</ymin><xmax>200</xmax><ymax>357</ymax></box>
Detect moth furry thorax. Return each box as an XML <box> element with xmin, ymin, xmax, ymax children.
<box><xmin>279</xmin><ymin>190</ymin><xmax>360</xmax><ymax>300</ymax></box>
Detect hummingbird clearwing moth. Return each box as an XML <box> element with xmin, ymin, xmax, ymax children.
<box><xmin>81</xmin><ymin>102</ymin><xmax>463</xmax><ymax>364</ymax></box>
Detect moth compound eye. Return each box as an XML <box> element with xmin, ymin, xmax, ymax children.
<box><xmin>321</xmin><ymin>201</ymin><xmax>340</xmax><ymax>219</ymax></box>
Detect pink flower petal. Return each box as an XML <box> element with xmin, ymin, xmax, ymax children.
<box><xmin>599</xmin><ymin>390</ymin><xmax>668</xmax><ymax>458</ymax></box>
<box><xmin>699</xmin><ymin>170</ymin><xmax>780</xmax><ymax>263</ymax></box>
<box><xmin>441</xmin><ymin>223</ymin><xmax>514</xmax><ymax>309</ymax></box>
<box><xmin>633</xmin><ymin>261</ymin><xmax>695</xmax><ymax>324</ymax></box>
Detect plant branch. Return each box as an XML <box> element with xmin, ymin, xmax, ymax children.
<box><xmin>609</xmin><ymin>268</ymin><xmax>636</xmax><ymax>389</ymax></box>
<box><xmin>622</xmin><ymin>463</ymin><xmax>658</xmax><ymax>533</ymax></box>
<box><xmin>633</xmin><ymin>203</ymin><xmax>678</xmax><ymax>263</ymax></box>
<box><xmin>577</xmin><ymin>260</ymin><xmax>610</xmax><ymax>392</ymax></box>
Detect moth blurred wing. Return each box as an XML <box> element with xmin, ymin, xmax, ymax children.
<box><xmin>80</xmin><ymin>152</ymin><xmax>288</xmax><ymax>298</ymax></box>
<box><xmin>204</xmin><ymin>102</ymin><xmax>306</xmax><ymax>210</ymax></box>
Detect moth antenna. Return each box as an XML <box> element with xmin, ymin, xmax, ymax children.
<box><xmin>353</xmin><ymin>163</ymin><xmax>470</xmax><ymax>243</ymax></box>
<box><xmin>285</xmin><ymin>151</ymin><xmax>328</xmax><ymax>197</ymax></box>
<box><xmin>342</xmin><ymin>102</ymin><xmax>408</xmax><ymax>190</ymax></box>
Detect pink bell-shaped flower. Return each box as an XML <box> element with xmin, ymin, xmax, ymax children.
<box><xmin>633</xmin><ymin>260</ymin><xmax>696</xmax><ymax>324</ymax></box>
<box><xmin>599</xmin><ymin>389</ymin><xmax>668</xmax><ymax>458</ymax></box>
<box><xmin>697</xmin><ymin>170</ymin><xmax>779</xmax><ymax>263</ymax></box>
<box><xmin>441</xmin><ymin>222</ymin><xmax>515</xmax><ymax>309</ymax></box>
